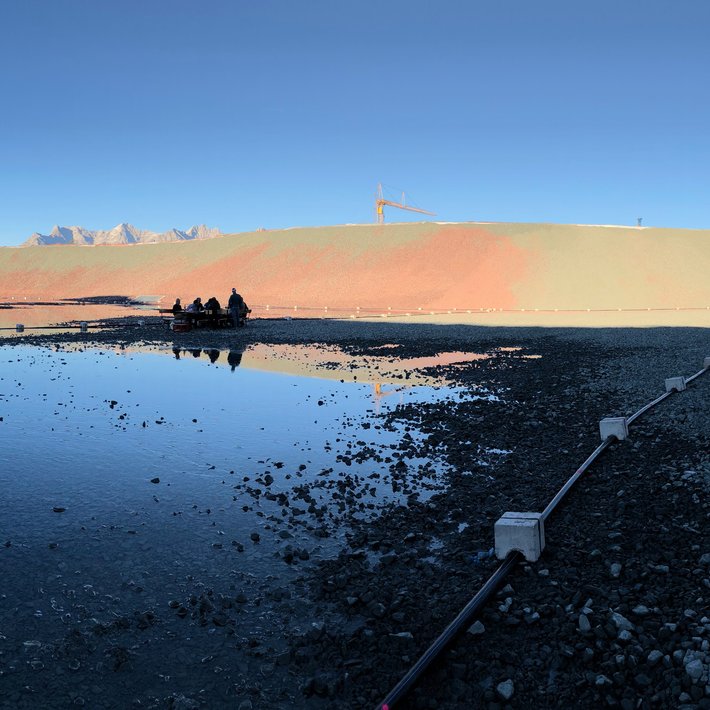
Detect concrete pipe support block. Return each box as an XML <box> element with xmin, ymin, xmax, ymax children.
<box><xmin>664</xmin><ymin>376</ymin><xmax>686</xmax><ymax>393</ymax></box>
<box><xmin>703</xmin><ymin>356</ymin><xmax>710</xmax><ymax>370</ymax></box>
<box><xmin>599</xmin><ymin>417</ymin><xmax>628</xmax><ymax>441</ymax></box>
<box><xmin>494</xmin><ymin>512</ymin><xmax>545</xmax><ymax>562</ymax></box>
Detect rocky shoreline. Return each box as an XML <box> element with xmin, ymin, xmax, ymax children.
<box><xmin>1</xmin><ymin>317</ymin><xmax>708</xmax><ymax>709</ymax></box>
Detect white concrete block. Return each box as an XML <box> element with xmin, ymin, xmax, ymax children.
<box><xmin>664</xmin><ymin>376</ymin><xmax>686</xmax><ymax>393</ymax></box>
<box><xmin>495</xmin><ymin>512</ymin><xmax>545</xmax><ymax>562</ymax></box>
<box><xmin>599</xmin><ymin>417</ymin><xmax>628</xmax><ymax>441</ymax></box>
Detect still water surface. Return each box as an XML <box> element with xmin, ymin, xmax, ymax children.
<box><xmin>0</xmin><ymin>343</ymin><xmax>500</xmax><ymax>708</ymax></box>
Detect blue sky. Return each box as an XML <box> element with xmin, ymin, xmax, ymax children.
<box><xmin>1</xmin><ymin>0</ymin><xmax>709</xmax><ymax>245</ymax></box>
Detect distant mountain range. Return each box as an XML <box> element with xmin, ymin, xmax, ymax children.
<box><xmin>23</xmin><ymin>223</ymin><xmax>222</xmax><ymax>246</ymax></box>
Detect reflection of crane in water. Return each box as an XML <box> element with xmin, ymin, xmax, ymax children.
<box><xmin>372</xmin><ymin>382</ymin><xmax>407</xmax><ymax>414</ymax></box>
<box><xmin>375</xmin><ymin>183</ymin><xmax>436</xmax><ymax>224</ymax></box>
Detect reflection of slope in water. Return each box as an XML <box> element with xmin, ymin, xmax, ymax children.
<box><xmin>112</xmin><ymin>342</ymin><xmax>493</xmax><ymax>387</ymax></box>
<box><xmin>238</xmin><ymin>344</ymin><xmax>489</xmax><ymax>385</ymax></box>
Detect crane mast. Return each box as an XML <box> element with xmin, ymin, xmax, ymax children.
<box><xmin>375</xmin><ymin>183</ymin><xmax>435</xmax><ymax>224</ymax></box>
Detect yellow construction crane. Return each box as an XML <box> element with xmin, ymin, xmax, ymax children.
<box><xmin>375</xmin><ymin>183</ymin><xmax>436</xmax><ymax>224</ymax></box>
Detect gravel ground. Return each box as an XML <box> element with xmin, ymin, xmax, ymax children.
<box><xmin>2</xmin><ymin>316</ymin><xmax>709</xmax><ymax>709</ymax></box>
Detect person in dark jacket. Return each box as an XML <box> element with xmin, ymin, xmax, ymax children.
<box><xmin>227</xmin><ymin>288</ymin><xmax>244</xmax><ymax>327</ymax></box>
<box><xmin>172</xmin><ymin>298</ymin><xmax>182</xmax><ymax>314</ymax></box>
<box><xmin>205</xmin><ymin>296</ymin><xmax>221</xmax><ymax>312</ymax></box>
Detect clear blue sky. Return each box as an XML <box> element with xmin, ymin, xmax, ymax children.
<box><xmin>1</xmin><ymin>0</ymin><xmax>709</xmax><ymax>245</ymax></box>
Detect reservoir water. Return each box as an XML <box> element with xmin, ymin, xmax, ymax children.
<box><xmin>0</xmin><ymin>342</ymin><xmax>502</xmax><ymax>708</ymax></box>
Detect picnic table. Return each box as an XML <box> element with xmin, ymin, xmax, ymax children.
<box><xmin>161</xmin><ymin>308</ymin><xmax>234</xmax><ymax>330</ymax></box>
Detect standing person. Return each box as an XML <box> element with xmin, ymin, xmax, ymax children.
<box><xmin>172</xmin><ymin>298</ymin><xmax>182</xmax><ymax>314</ymax></box>
<box><xmin>227</xmin><ymin>288</ymin><xmax>244</xmax><ymax>327</ymax></box>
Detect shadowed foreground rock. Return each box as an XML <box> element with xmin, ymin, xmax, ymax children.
<box><xmin>0</xmin><ymin>318</ymin><xmax>707</xmax><ymax>709</ymax></box>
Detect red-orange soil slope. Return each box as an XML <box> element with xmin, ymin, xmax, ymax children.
<box><xmin>0</xmin><ymin>222</ymin><xmax>708</xmax><ymax>313</ymax></box>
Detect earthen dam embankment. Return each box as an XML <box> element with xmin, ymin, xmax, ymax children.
<box><xmin>1</xmin><ymin>221</ymin><xmax>708</xmax><ymax>317</ymax></box>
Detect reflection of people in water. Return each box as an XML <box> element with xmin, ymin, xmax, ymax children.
<box><xmin>227</xmin><ymin>350</ymin><xmax>243</xmax><ymax>371</ymax></box>
<box><xmin>172</xmin><ymin>347</ymin><xmax>181</xmax><ymax>360</ymax></box>
<box><xmin>190</xmin><ymin>349</ymin><xmax>202</xmax><ymax>358</ymax></box>
<box><xmin>206</xmin><ymin>349</ymin><xmax>220</xmax><ymax>364</ymax></box>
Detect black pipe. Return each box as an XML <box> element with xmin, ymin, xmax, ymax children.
<box><xmin>375</xmin><ymin>363</ymin><xmax>709</xmax><ymax>708</ymax></box>
<box><xmin>375</xmin><ymin>551</ymin><xmax>522</xmax><ymax>710</ymax></box>
<box><xmin>626</xmin><ymin>390</ymin><xmax>672</xmax><ymax>425</ymax></box>
<box><xmin>541</xmin><ymin>439</ymin><xmax>613</xmax><ymax>521</ymax></box>
<box><xmin>685</xmin><ymin>366</ymin><xmax>708</xmax><ymax>385</ymax></box>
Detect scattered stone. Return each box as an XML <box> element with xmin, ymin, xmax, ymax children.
<box><xmin>467</xmin><ymin>620</ymin><xmax>485</xmax><ymax>635</ymax></box>
<box><xmin>370</xmin><ymin>602</ymin><xmax>386</xmax><ymax>618</ymax></box>
<box><xmin>685</xmin><ymin>658</ymin><xmax>705</xmax><ymax>682</ymax></box>
<box><xmin>389</xmin><ymin>631</ymin><xmax>413</xmax><ymax>640</ymax></box>
<box><xmin>647</xmin><ymin>650</ymin><xmax>664</xmax><ymax>666</ymax></box>
<box><xmin>610</xmin><ymin>612</ymin><xmax>634</xmax><ymax>632</ymax></box>
<box><xmin>496</xmin><ymin>679</ymin><xmax>514</xmax><ymax>700</ymax></box>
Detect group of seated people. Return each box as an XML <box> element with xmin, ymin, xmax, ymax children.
<box><xmin>171</xmin><ymin>288</ymin><xmax>250</xmax><ymax>327</ymax></box>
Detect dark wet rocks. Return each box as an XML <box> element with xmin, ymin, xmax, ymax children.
<box><xmin>4</xmin><ymin>316</ymin><xmax>709</xmax><ymax>708</ymax></box>
<box><xmin>279</xmin><ymin>335</ymin><xmax>710</xmax><ymax>708</ymax></box>
<box><xmin>281</xmin><ymin>545</ymin><xmax>310</xmax><ymax>564</ymax></box>
<box><xmin>168</xmin><ymin>588</ymin><xmax>254</xmax><ymax>631</ymax></box>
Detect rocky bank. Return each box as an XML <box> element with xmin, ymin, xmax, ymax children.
<box><xmin>1</xmin><ymin>317</ymin><xmax>708</xmax><ymax>709</ymax></box>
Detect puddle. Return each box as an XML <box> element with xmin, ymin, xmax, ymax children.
<box><xmin>0</xmin><ymin>342</ymin><xmax>502</xmax><ymax>707</ymax></box>
<box><xmin>102</xmin><ymin>342</ymin><xmax>497</xmax><ymax>390</ymax></box>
